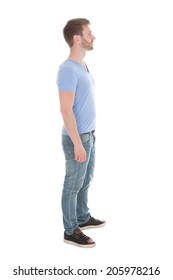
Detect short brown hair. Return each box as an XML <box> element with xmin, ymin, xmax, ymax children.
<box><xmin>63</xmin><ymin>18</ymin><xmax>90</xmax><ymax>47</ymax></box>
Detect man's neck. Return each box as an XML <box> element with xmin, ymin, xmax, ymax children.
<box><xmin>68</xmin><ymin>48</ymin><xmax>86</xmax><ymax>65</ymax></box>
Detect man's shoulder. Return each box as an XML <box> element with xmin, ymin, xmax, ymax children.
<box><xmin>58</xmin><ymin>60</ymin><xmax>76</xmax><ymax>74</ymax></box>
<box><xmin>59</xmin><ymin>60</ymin><xmax>75</xmax><ymax>69</ymax></box>
<box><xmin>59</xmin><ymin>60</ymin><xmax>85</xmax><ymax>80</ymax></box>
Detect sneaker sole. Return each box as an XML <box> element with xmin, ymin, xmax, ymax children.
<box><xmin>64</xmin><ymin>239</ymin><xmax>96</xmax><ymax>248</ymax></box>
<box><xmin>79</xmin><ymin>221</ymin><xmax>106</xmax><ymax>230</ymax></box>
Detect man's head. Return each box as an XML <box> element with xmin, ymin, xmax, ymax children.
<box><xmin>63</xmin><ymin>18</ymin><xmax>95</xmax><ymax>50</ymax></box>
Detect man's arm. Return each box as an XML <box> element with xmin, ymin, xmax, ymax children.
<box><xmin>59</xmin><ymin>90</ymin><xmax>86</xmax><ymax>162</ymax></box>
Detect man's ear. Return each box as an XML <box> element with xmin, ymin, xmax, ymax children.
<box><xmin>73</xmin><ymin>34</ymin><xmax>82</xmax><ymax>45</ymax></box>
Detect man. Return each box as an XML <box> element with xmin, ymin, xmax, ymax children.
<box><xmin>57</xmin><ymin>18</ymin><xmax>105</xmax><ymax>248</ymax></box>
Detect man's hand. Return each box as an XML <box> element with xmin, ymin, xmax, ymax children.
<box><xmin>74</xmin><ymin>144</ymin><xmax>86</xmax><ymax>162</ymax></box>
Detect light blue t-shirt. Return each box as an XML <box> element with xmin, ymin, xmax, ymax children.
<box><xmin>57</xmin><ymin>59</ymin><xmax>96</xmax><ymax>135</ymax></box>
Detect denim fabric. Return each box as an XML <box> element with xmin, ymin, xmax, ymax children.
<box><xmin>62</xmin><ymin>132</ymin><xmax>95</xmax><ymax>235</ymax></box>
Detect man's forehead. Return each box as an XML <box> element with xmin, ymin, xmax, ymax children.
<box><xmin>82</xmin><ymin>25</ymin><xmax>92</xmax><ymax>33</ymax></box>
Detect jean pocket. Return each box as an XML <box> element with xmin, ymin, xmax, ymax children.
<box><xmin>80</xmin><ymin>133</ymin><xmax>90</xmax><ymax>143</ymax></box>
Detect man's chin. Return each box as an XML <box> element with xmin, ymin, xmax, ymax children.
<box><xmin>87</xmin><ymin>46</ymin><xmax>94</xmax><ymax>51</ymax></box>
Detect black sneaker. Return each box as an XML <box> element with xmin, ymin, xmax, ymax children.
<box><xmin>79</xmin><ymin>216</ymin><xmax>106</xmax><ymax>230</ymax></box>
<box><xmin>64</xmin><ymin>228</ymin><xmax>96</xmax><ymax>248</ymax></box>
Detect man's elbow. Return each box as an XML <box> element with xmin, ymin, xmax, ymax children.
<box><xmin>60</xmin><ymin>107</ymin><xmax>72</xmax><ymax>117</ymax></box>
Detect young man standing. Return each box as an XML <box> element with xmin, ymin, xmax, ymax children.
<box><xmin>57</xmin><ymin>18</ymin><xmax>105</xmax><ymax>248</ymax></box>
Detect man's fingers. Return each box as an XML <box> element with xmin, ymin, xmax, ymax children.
<box><xmin>75</xmin><ymin>154</ymin><xmax>86</xmax><ymax>162</ymax></box>
<box><xmin>76</xmin><ymin>157</ymin><xmax>86</xmax><ymax>162</ymax></box>
<box><xmin>74</xmin><ymin>144</ymin><xmax>86</xmax><ymax>162</ymax></box>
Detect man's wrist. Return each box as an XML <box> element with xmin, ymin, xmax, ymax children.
<box><xmin>74</xmin><ymin>141</ymin><xmax>83</xmax><ymax>147</ymax></box>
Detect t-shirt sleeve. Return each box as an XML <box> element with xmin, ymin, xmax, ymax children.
<box><xmin>57</xmin><ymin>67</ymin><xmax>78</xmax><ymax>92</ymax></box>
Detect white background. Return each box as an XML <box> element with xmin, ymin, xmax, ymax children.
<box><xmin>0</xmin><ymin>0</ymin><xmax>173</xmax><ymax>279</ymax></box>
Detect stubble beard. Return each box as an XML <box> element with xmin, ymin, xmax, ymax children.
<box><xmin>81</xmin><ymin>38</ymin><xmax>94</xmax><ymax>51</ymax></box>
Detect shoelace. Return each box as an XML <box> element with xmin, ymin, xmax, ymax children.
<box><xmin>74</xmin><ymin>228</ymin><xmax>89</xmax><ymax>239</ymax></box>
<box><xmin>91</xmin><ymin>216</ymin><xmax>99</xmax><ymax>223</ymax></box>
<box><xmin>79</xmin><ymin>231</ymin><xmax>89</xmax><ymax>240</ymax></box>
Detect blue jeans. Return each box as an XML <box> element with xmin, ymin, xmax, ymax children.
<box><xmin>62</xmin><ymin>132</ymin><xmax>95</xmax><ymax>235</ymax></box>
